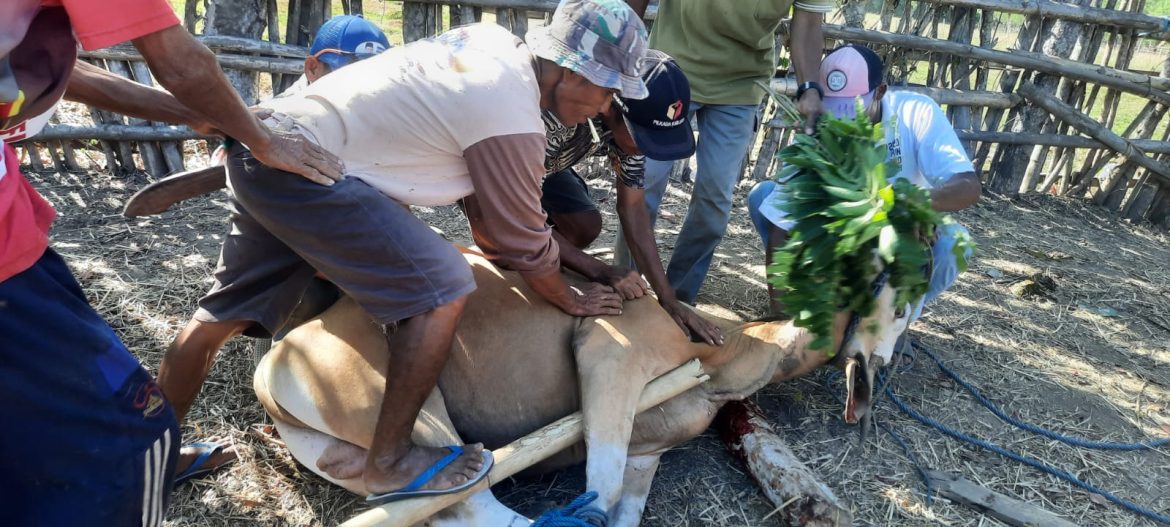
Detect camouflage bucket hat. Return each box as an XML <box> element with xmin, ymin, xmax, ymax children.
<box><xmin>527</xmin><ymin>0</ymin><xmax>650</xmax><ymax>99</ymax></box>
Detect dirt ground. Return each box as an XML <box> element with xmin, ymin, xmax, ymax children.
<box><xmin>21</xmin><ymin>144</ymin><xmax>1170</xmax><ymax>526</ymax></box>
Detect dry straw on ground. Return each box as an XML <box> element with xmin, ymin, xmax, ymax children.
<box><xmin>23</xmin><ymin>140</ymin><xmax>1170</xmax><ymax>526</ymax></box>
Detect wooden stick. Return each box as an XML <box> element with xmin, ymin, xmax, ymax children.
<box><xmin>196</xmin><ymin>35</ymin><xmax>308</xmax><ymax>58</ymax></box>
<box><xmin>919</xmin><ymin>0</ymin><xmax>1170</xmax><ymax>40</ymax></box>
<box><xmin>25</xmin><ymin>124</ymin><xmax>214</xmax><ymax>142</ymax></box>
<box><xmin>767</xmin><ymin>78</ymin><xmax>1020</xmax><ymax>108</ymax></box>
<box><xmin>813</xmin><ymin>24</ymin><xmax>1170</xmax><ymax>106</ymax></box>
<box><xmin>1018</xmin><ymin>81</ymin><xmax>1170</xmax><ymax>186</ymax></box>
<box><xmin>339</xmin><ymin>359</ymin><xmax>709</xmax><ymax>527</ymax></box>
<box><xmin>80</xmin><ymin>48</ymin><xmax>304</xmax><ymax>75</ymax></box>
<box><xmin>717</xmin><ymin>401</ymin><xmax>852</xmax><ymax>527</ymax></box>
<box><xmin>927</xmin><ymin>471</ymin><xmax>1080</xmax><ymax>527</ymax></box>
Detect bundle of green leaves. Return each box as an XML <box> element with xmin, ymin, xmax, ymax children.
<box><xmin>767</xmin><ymin>100</ymin><xmax>974</xmax><ymax>353</ymax></box>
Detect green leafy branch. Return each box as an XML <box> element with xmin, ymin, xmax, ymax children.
<box><xmin>766</xmin><ymin>98</ymin><xmax>974</xmax><ymax>353</ymax></box>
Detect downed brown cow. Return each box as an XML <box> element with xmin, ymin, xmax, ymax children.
<box><xmin>253</xmin><ymin>248</ymin><xmax>907</xmax><ymax>526</ymax></box>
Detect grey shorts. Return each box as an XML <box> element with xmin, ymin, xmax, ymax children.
<box><xmin>195</xmin><ymin>143</ymin><xmax>476</xmax><ymax>338</ymax></box>
<box><xmin>541</xmin><ymin>168</ymin><xmax>598</xmax><ymax>215</ymax></box>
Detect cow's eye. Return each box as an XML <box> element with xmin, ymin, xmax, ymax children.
<box><xmin>894</xmin><ymin>307</ymin><xmax>906</xmax><ymax>318</ymax></box>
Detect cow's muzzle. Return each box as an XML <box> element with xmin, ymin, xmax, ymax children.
<box><xmin>843</xmin><ymin>351</ymin><xmax>877</xmax><ymax>442</ymax></box>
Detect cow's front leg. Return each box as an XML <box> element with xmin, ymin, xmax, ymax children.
<box><xmin>609</xmin><ymin>453</ymin><xmax>662</xmax><ymax>527</ymax></box>
<box><xmin>575</xmin><ymin>319</ymin><xmax>654</xmax><ymax>516</ymax></box>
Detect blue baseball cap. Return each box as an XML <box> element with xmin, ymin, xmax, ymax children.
<box><xmin>310</xmin><ymin>15</ymin><xmax>390</xmax><ymax>71</ymax></box>
<box><xmin>618</xmin><ymin>51</ymin><xmax>695</xmax><ymax>161</ymax></box>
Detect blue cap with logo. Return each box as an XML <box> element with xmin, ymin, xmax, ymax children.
<box><xmin>618</xmin><ymin>51</ymin><xmax>695</xmax><ymax>161</ymax></box>
<box><xmin>310</xmin><ymin>15</ymin><xmax>391</xmax><ymax>71</ymax></box>
<box><xmin>527</xmin><ymin>0</ymin><xmax>650</xmax><ymax>99</ymax></box>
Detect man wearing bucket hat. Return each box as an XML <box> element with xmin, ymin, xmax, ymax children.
<box><xmin>156</xmin><ymin>0</ymin><xmax>651</xmax><ymax>505</ymax></box>
<box><xmin>749</xmin><ymin>44</ymin><xmax>981</xmax><ymax>317</ymax></box>
<box><xmin>522</xmin><ymin>50</ymin><xmax>723</xmax><ymax>345</ymax></box>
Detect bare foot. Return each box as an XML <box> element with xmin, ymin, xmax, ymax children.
<box><xmin>365</xmin><ymin>443</ymin><xmax>486</xmax><ymax>496</ymax></box>
<box><xmin>317</xmin><ymin>438</ymin><xmax>368</xmax><ymax>480</ymax></box>
<box><xmin>175</xmin><ymin>436</ymin><xmax>238</xmax><ymax>478</ymax></box>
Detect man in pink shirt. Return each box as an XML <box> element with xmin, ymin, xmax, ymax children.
<box><xmin>0</xmin><ymin>1</ymin><xmax>339</xmax><ymax>524</ymax></box>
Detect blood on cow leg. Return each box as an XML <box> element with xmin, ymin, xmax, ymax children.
<box><xmin>715</xmin><ymin>400</ymin><xmax>853</xmax><ymax>527</ymax></box>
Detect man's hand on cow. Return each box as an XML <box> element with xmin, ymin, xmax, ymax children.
<box><xmin>249</xmin><ymin>128</ymin><xmax>344</xmax><ymax>186</ymax></box>
<box><xmin>661</xmin><ymin>299</ymin><xmax>725</xmax><ymax>346</ymax></box>
<box><xmin>597</xmin><ymin>265</ymin><xmax>650</xmax><ymax>300</ymax></box>
<box><xmin>567</xmin><ymin>282</ymin><xmax>624</xmax><ymax>317</ymax></box>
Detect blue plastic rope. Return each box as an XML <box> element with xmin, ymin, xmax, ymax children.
<box><xmin>911</xmin><ymin>340</ymin><xmax>1170</xmax><ymax>451</ymax></box>
<box><xmin>532</xmin><ymin>491</ymin><xmax>608</xmax><ymax>527</ymax></box>
<box><xmin>883</xmin><ymin>379</ymin><xmax>1170</xmax><ymax>526</ymax></box>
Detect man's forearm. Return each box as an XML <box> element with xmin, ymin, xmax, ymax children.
<box><xmin>132</xmin><ymin>25</ymin><xmax>270</xmax><ymax>150</ymax></box>
<box><xmin>930</xmin><ymin>172</ymin><xmax>982</xmax><ymax>212</ymax></box>
<box><xmin>521</xmin><ymin>265</ymin><xmax>578</xmax><ymax>312</ymax></box>
<box><xmin>617</xmin><ymin>186</ymin><xmax>675</xmax><ymax>302</ymax></box>
<box><xmin>789</xmin><ymin>9</ymin><xmax>825</xmax><ymax>83</ymax></box>
<box><xmin>552</xmin><ymin>230</ymin><xmax>611</xmax><ymax>281</ymax></box>
<box><xmin>65</xmin><ymin>61</ymin><xmax>202</xmax><ymax>127</ymax></box>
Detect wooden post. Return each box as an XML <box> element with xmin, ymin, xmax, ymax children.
<box><xmin>130</xmin><ymin>61</ymin><xmax>186</xmax><ymax>173</ymax></box>
<box><xmin>403</xmin><ymin>2</ymin><xmax>443</xmax><ymax>43</ymax></box>
<box><xmin>24</xmin><ymin>143</ymin><xmax>45</xmax><ymax>172</ymax></box>
<box><xmin>339</xmin><ymin>359</ymin><xmax>709</xmax><ymax>527</ymax></box>
<box><xmin>105</xmin><ymin>60</ymin><xmax>167</xmax><ymax>176</ymax></box>
<box><xmin>184</xmin><ymin>0</ymin><xmax>200</xmax><ymax>33</ymax></box>
<box><xmin>204</xmin><ymin>0</ymin><xmax>268</xmax><ymax>105</ymax></box>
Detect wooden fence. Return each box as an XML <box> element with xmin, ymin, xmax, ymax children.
<box><xmin>14</xmin><ymin>0</ymin><xmax>1170</xmax><ymax>228</ymax></box>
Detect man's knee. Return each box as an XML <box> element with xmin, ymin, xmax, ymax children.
<box><xmin>747</xmin><ymin>180</ymin><xmax>777</xmax><ymax>247</ymax></box>
<box><xmin>173</xmin><ymin>318</ymin><xmax>250</xmax><ymax>354</ymax></box>
<box><xmin>551</xmin><ymin>210</ymin><xmax>603</xmax><ymax>249</ymax></box>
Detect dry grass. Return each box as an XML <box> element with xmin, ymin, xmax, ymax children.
<box><xmin>19</xmin><ymin>137</ymin><xmax>1170</xmax><ymax>526</ymax></box>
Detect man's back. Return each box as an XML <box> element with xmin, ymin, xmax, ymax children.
<box><xmin>261</xmin><ymin>23</ymin><xmax>544</xmax><ymax>206</ymax></box>
<box><xmin>650</xmin><ymin>0</ymin><xmax>831</xmax><ymax>105</ymax></box>
<box><xmin>880</xmin><ymin>90</ymin><xmax>975</xmax><ymax>191</ymax></box>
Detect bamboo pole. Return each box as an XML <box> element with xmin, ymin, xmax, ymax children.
<box><xmin>1018</xmin><ymin>82</ymin><xmax>1170</xmax><ymax>186</ymax></box>
<box><xmin>339</xmin><ymin>359</ymin><xmax>709</xmax><ymax>527</ymax></box>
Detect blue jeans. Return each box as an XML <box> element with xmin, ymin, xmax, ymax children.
<box><xmin>614</xmin><ymin>102</ymin><xmax>758</xmax><ymax>304</ymax></box>
<box><xmin>747</xmin><ymin>180</ymin><xmax>970</xmax><ymax>322</ymax></box>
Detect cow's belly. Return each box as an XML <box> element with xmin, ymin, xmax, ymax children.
<box><xmin>439</xmin><ymin>254</ymin><xmax>584</xmax><ymax>451</ymax></box>
<box><xmin>255</xmin><ymin>251</ymin><xmax>586</xmax><ymax>458</ymax></box>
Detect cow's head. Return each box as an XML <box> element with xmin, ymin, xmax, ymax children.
<box><xmin>833</xmin><ymin>277</ymin><xmax>910</xmax><ymax>439</ymax></box>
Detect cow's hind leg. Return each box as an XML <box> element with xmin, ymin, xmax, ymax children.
<box><xmin>610</xmin><ymin>453</ymin><xmax>662</xmax><ymax>527</ymax></box>
<box><xmin>574</xmin><ymin>320</ymin><xmax>654</xmax><ymax>517</ymax></box>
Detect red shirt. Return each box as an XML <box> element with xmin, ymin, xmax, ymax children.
<box><xmin>0</xmin><ymin>0</ymin><xmax>179</xmax><ymax>281</ymax></box>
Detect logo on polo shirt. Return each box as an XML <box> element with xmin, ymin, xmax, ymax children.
<box><xmin>827</xmin><ymin>70</ymin><xmax>848</xmax><ymax>92</ymax></box>
<box><xmin>665</xmin><ymin>100</ymin><xmax>683</xmax><ymax>121</ymax></box>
